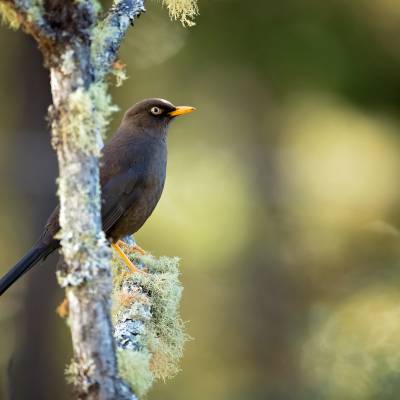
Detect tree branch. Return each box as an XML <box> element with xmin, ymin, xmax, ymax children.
<box><xmin>92</xmin><ymin>0</ymin><xmax>146</xmax><ymax>81</ymax></box>
<box><xmin>1</xmin><ymin>0</ymin><xmax>55</xmax><ymax>43</ymax></box>
<box><xmin>45</xmin><ymin>3</ymin><xmax>136</xmax><ymax>398</ymax></box>
<box><xmin>0</xmin><ymin>0</ymin><xmax>141</xmax><ymax>398</ymax></box>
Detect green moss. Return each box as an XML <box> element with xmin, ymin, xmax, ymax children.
<box><xmin>112</xmin><ymin>249</ymin><xmax>188</xmax><ymax>396</ymax></box>
<box><xmin>160</xmin><ymin>0</ymin><xmax>199</xmax><ymax>27</ymax></box>
<box><xmin>132</xmin><ymin>255</ymin><xmax>186</xmax><ymax>379</ymax></box>
<box><xmin>52</xmin><ymin>81</ymin><xmax>117</xmax><ymax>156</ymax></box>
<box><xmin>117</xmin><ymin>349</ymin><xmax>154</xmax><ymax>397</ymax></box>
<box><xmin>0</xmin><ymin>3</ymin><xmax>21</xmax><ymax>29</ymax></box>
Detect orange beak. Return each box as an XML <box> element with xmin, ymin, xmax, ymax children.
<box><xmin>168</xmin><ymin>106</ymin><xmax>196</xmax><ymax>117</ymax></box>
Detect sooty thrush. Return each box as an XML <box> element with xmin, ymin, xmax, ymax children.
<box><xmin>0</xmin><ymin>98</ymin><xmax>195</xmax><ymax>296</ymax></box>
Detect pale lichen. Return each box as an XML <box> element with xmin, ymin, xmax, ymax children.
<box><xmin>64</xmin><ymin>357</ymin><xmax>98</xmax><ymax>393</ymax></box>
<box><xmin>25</xmin><ymin>1</ymin><xmax>44</xmax><ymax>25</ymax></box>
<box><xmin>117</xmin><ymin>350</ymin><xmax>154</xmax><ymax>398</ymax></box>
<box><xmin>161</xmin><ymin>0</ymin><xmax>199</xmax><ymax>27</ymax></box>
<box><xmin>60</xmin><ymin>49</ymin><xmax>76</xmax><ymax>77</ymax></box>
<box><xmin>112</xmin><ymin>249</ymin><xmax>188</xmax><ymax>397</ymax></box>
<box><xmin>91</xmin><ymin>20</ymin><xmax>119</xmax><ymax>73</ymax></box>
<box><xmin>65</xmin><ymin>359</ymin><xmax>80</xmax><ymax>385</ymax></box>
<box><xmin>89</xmin><ymin>82</ymin><xmax>119</xmax><ymax>138</ymax></box>
<box><xmin>51</xmin><ymin>81</ymin><xmax>118</xmax><ymax>157</ymax></box>
<box><xmin>88</xmin><ymin>0</ymin><xmax>103</xmax><ymax>17</ymax></box>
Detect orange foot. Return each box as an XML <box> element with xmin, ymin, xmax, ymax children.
<box><xmin>112</xmin><ymin>242</ymin><xmax>139</xmax><ymax>273</ymax></box>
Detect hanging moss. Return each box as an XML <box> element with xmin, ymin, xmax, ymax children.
<box><xmin>161</xmin><ymin>0</ymin><xmax>199</xmax><ymax>27</ymax></box>
<box><xmin>0</xmin><ymin>3</ymin><xmax>21</xmax><ymax>29</ymax></box>
<box><xmin>0</xmin><ymin>1</ymin><xmax>46</xmax><ymax>31</ymax></box>
<box><xmin>111</xmin><ymin>60</ymin><xmax>128</xmax><ymax>87</ymax></box>
<box><xmin>112</xmin><ymin>248</ymin><xmax>189</xmax><ymax>397</ymax></box>
<box><xmin>117</xmin><ymin>349</ymin><xmax>154</xmax><ymax>398</ymax></box>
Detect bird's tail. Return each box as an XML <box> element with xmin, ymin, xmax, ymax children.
<box><xmin>0</xmin><ymin>243</ymin><xmax>57</xmax><ymax>296</ymax></box>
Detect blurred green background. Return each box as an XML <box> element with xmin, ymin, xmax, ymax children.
<box><xmin>2</xmin><ymin>0</ymin><xmax>400</xmax><ymax>399</ymax></box>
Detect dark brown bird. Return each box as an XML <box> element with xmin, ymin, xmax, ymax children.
<box><xmin>0</xmin><ymin>98</ymin><xmax>195</xmax><ymax>296</ymax></box>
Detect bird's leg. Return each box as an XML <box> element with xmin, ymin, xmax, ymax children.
<box><xmin>118</xmin><ymin>236</ymin><xmax>146</xmax><ymax>255</ymax></box>
<box><xmin>112</xmin><ymin>242</ymin><xmax>138</xmax><ymax>274</ymax></box>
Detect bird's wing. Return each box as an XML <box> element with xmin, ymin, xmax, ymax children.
<box><xmin>101</xmin><ymin>166</ymin><xmax>143</xmax><ymax>233</ymax></box>
<box><xmin>39</xmin><ymin>205</ymin><xmax>60</xmax><ymax>246</ymax></box>
<box><xmin>38</xmin><ymin>166</ymin><xmax>143</xmax><ymax>245</ymax></box>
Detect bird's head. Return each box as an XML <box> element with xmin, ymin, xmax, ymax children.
<box><xmin>122</xmin><ymin>98</ymin><xmax>196</xmax><ymax>137</ymax></box>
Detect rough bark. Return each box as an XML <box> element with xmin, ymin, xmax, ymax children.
<box><xmin>1</xmin><ymin>0</ymin><xmax>144</xmax><ymax>398</ymax></box>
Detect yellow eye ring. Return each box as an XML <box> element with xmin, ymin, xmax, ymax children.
<box><xmin>150</xmin><ymin>106</ymin><xmax>163</xmax><ymax>115</ymax></box>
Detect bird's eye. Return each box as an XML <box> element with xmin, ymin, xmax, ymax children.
<box><xmin>150</xmin><ymin>106</ymin><xmax>163</xmax><ymax>116</ymax></box>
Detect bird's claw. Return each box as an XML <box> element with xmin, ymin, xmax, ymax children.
<box><xmin>118</xmin><ymin>238</ymin><xmax>146</xmax><ymax>255</ymax></box>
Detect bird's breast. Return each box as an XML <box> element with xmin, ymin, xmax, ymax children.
<box><xmin>117</xmin><ymin>172</ymin><xmax>165</xmax><ymax>237</ymax></box>
<box><xmin>109</xmin><ymin>142</ymin><xmax>167</xmax><ymax>240</ymax></box>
